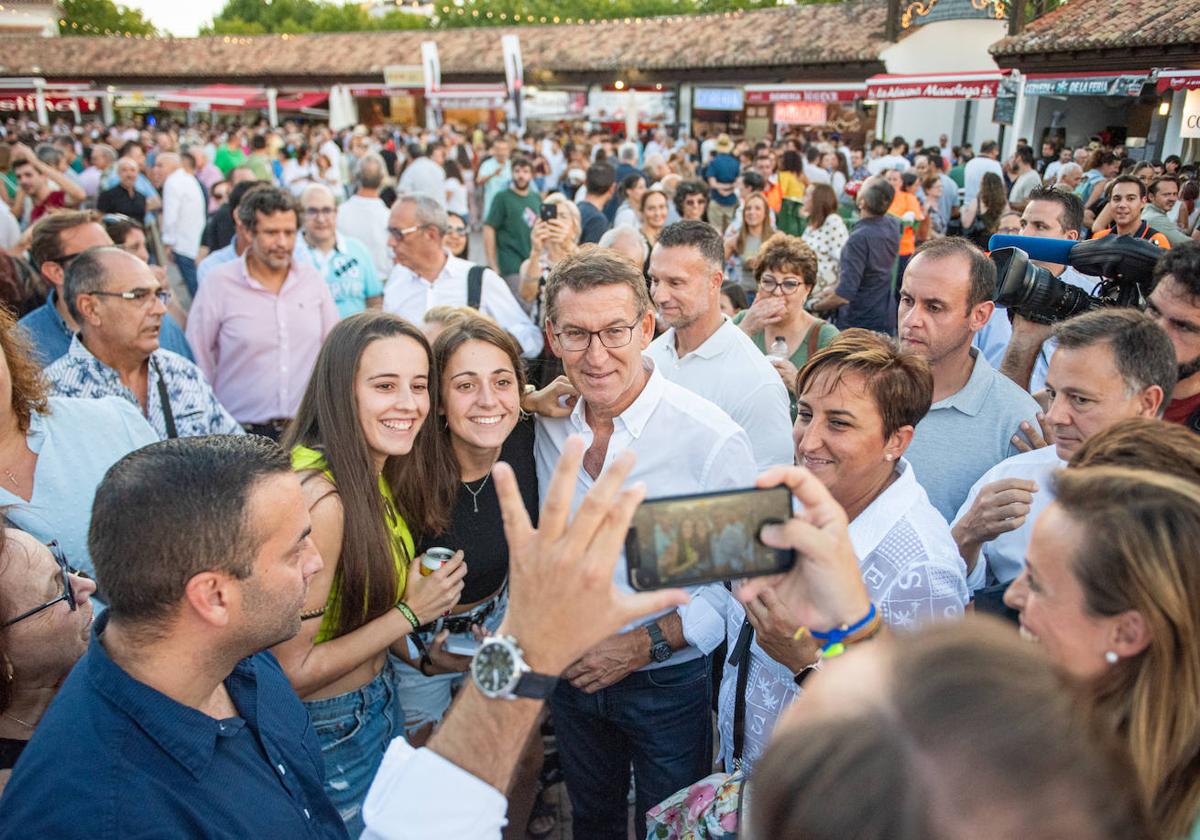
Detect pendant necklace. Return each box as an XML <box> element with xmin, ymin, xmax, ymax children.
<box><xmin>463</xmin><ymin>473</ymin><xmax>491</xmax><ymax>513</ymax></box>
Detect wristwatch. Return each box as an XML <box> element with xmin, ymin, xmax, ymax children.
<box><xmin>647</xmin><ymin>620</ymin><xmax>673</xmax><ymax>663</ymax></box>
<box><xmin>470</xmin><ymin>635</ymin><xmax>559</xmax><ymax>700</ymax></box>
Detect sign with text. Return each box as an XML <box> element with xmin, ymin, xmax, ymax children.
<box><xmin>774</xmin><ymin>101</ymin><xmax>828</xmax><ymax>125</ymax></box>
<box><xmin>0</xmin><ymin>95</ymin><xmax>98</xmax><ymax>113</ymax></box>
<box><xmin>694</xmin><ymin>87</ymin><xmax>744</xmax><ymax>111</ymax></box>
<box><xmin>867</xmin><ymin>78</ymin><xmax>1000</xmax><ymax>100</ymax></box>
<box><xmin>1024</xmin><ymin>74</ymin><xmax>1146</xmax><ymax>97</ymax></box>
<box><xmin>1181</xmin><ymin>90</ymin><xmax>1200</xmax><ymax>139</ymax></box>
<box><xmin>746</xmin><ymin>87</ymin><xmax>862</xmax><ymax>104</ymax></box>
<box><xmin>383</xmin><ymin>65</ymin><xmax>424</xmax><ymax>88</ymax></box>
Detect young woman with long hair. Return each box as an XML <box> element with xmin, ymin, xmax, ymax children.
<box><xmin>273</xmin><ymin>311</ymin><xmax>465</xmax><ymax>837</ymax></box>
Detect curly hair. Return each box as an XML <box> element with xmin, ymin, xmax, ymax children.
<box><xmin>754</xmin><ymin>232</ymin><xmax>819</xmax><ymax>288</ymax></box>
<box><xmin>0</xmin><ymin>306</ymin><xmax>49</xmax><ymax>431</ymax></box>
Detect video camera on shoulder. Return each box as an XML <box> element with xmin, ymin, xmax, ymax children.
<box><xmin>987</xmin><ymin>234</ymin><xmax>1164</xmax><ymax>324</ymax></box>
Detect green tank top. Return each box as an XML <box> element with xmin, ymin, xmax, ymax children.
<box><xmin>291</xmin><ymin>444</ymin><xmax>414</xmax><ymax>644</ymax></box>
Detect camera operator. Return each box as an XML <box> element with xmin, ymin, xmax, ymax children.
<box><xmin>975</xmin><ymin>188</ymin><xmax>1099</xmax><ymax>393</ymax></box>
<box><xmin>1148</xmin><ymin>243</ymin><xmax>1200</xmax><ymax>430</ymax></box>
<box><xmin>951</xmin><ymin>309</ymin><xmax>1174</xmax><ymax>589</ymax></box>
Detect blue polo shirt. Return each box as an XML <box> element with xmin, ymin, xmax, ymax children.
<box><xmin>0</xmin><ymin>612</ymin><xmax>348</xmax><ymax>839</ymax></box>
<box><xmin>18</xmin><ymin>289</ymin><xmax>193</xmax><ymax>367</ymax></box>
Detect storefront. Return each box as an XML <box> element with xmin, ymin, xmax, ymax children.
<box><xmin>1017</xmin><ymin>71</ymin><xmax>1152</xmax><ymax>150</ymax></box>
<box><xmin>0</xmin><ymin>80</ymin><xmax>100</xmax><ymax>121</ymax></box>
<box><xmin>690</xmin><ymin>86</ymin><xmax>745</xmax><ymax>137</ymax></box>
<box><xmin>1155</xmin><ymin>70</ymin><xmax>1200</xmax><ymax>160</ymax></box>
<box><xmin>744</xmin><ymin>83</ymin><xmax>871</xmax><ymax>141</ymax></box>
<box><xmin>587</xmin><ymin>86</ymin><xmax>677</xmax><ymax>135</ymax></box>
<box><xmin>865</xmin><ymin>69</ymin><xmax>1010</xmax><ymax>148</ymax></box>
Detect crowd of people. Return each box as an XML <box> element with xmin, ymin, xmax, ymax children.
<box><xmin>0</xmin><ymin>111</ymin><xmax>1198</xmax><ymax>840</ymax></box>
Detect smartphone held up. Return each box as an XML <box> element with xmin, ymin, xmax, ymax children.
<box><xmin>625</xmin><ymin>486</ymin><xmax>795</xmax><ymax>591</ymax></box>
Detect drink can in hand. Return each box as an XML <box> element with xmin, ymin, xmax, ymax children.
<box><xmin>421</xmin><ymin>547</ymin><xmax>455</xmax><ymax>576</ymax></box>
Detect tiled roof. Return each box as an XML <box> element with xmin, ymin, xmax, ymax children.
<box><xmin>0</xmin><ymin>2</ymin><xmax>890</xmax><ymax>82</ymax></box>
<box><xmin>991</xmin><ymin>0</ymin><xmax>1200</xmax><ymax>56</ymax></box>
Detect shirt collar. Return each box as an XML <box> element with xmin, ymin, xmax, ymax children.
<box><xmin>41</xmin><ymin>289</ymin><xmax>72</xmax><ymax>338</ymax></box>
<box><xmin>847</xmin><ymin>458</ymin><xmax>920</xmax><ymax>558</ymax></box>
<box><xmin>568</xmin><ymin>358</ymin><xmax>665</xmax><ymax>440</ymax></box>
<box><xmin>932</xmin><ymin>347</ymin><xmax>990</xmax><ymax>417</ymax></box>
<box><xmin>86</xmin><ymin>611</ymin><xmax>253</xmax><ymax>779</ymax></box>
<box><xmin>659</xmin><ymin>317</ymin><xmax>734</xmax><ymax>362</ymax></box>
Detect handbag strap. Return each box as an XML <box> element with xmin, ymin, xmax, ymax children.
<box><xmin>728</xmin><ymin>618</ymin><xmax>755</xmax><ymax>767</ymax></box>
<box><xmin>150</xmin><ymin>356</ymin><xmax>178</xmax><ymax>439</ymax></box>
<box><xmin>467</xmin><ymin>264</ymin><xmax>484</xmax><ymax>310</ymax></box>
<box><xmin>805</xmin><ymin>319</ymin><xmax>825</xmax><ymax>360</ymax></box>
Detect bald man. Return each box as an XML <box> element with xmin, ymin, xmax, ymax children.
<box><xmin>153</xmin><ymin>151</ymin><xmax>207</xmax><ymax>297</ymax></box>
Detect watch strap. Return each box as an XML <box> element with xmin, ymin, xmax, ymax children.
<box><xmin>513</xmin><ymin>671</ymin><xmax>559</xmax><ymax>700</ymax></box>
<box><xmin>647</xmin><ymin>620</ymin><xmax>666</xmax><ymax>647</ymax></box>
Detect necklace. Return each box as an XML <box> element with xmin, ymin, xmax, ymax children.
<box><xmin>1</xmin><ymin>710</ymin><xmax>34</xmax><ymax>729</ymax></box>
<box><xmin>2</xmin><ymin>469</ymin><xmax>16</xmax><ymax>487</ymax></box>
<box><xmin>463</xmin><ymin>473</ymin><xmax>491</xmax><ymax>513</ymax></box>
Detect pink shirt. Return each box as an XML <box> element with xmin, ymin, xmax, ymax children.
<box><xmin>186</xmin><ymin>255</ymin><xmax>339</xmax><ymax>424</ymax></box>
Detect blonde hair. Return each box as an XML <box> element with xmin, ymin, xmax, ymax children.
<box><xmin>1054</xmin><ymin>467</ymin><xmax>1200</xmax><ymax>837</ymax></box>
<box><xmin>422</xmin><ymin>305</ymin><xmax>477</xmax><ymax>329</ymax></box>
<box><xmin>543</xmin><ymin>192</ymin><xmax>582</xmax><ymax>242</ymax></box>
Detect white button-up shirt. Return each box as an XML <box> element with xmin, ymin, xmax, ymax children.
<box><xmin>953</xmin><ymin>444</ymin><xmax>1065</xmax><ymax>588</ymax></box>
<box><xmin>645</xmin><ymin>318</ymin><xmax>794</xmax><ymax>473</ymax></box>
<box><xmin>161</xmin><ymin>168</ymin><xmax>206</xmax><ymax>260</ymax></box>
<box><xmin>717</xmin><ymin>457</ymin><xmax>968</xmax><ymax>771</ymax></box>
<box><xmin>384</xmin><ymin>253</ymin><xmax>543</xmax><ymax>357</ymax></box>
<box><xmin>534</xmin><ymin>361</ymin><xmax>758</xmax><ymax>671</ymax></box>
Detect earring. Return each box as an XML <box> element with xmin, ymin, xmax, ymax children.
<box><xmin>884</xmin><ymin>454</ymin><xmax>894</xmax><ymax>462</ymax></box>
<box><xmin>1105</xmin><ymin>650</ymin><xmax>1119</xmax><ymax>665</ymax></box>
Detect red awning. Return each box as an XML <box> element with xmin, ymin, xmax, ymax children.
<box><xmin>157</xmin><ymin>85</ymin><xmax>262</xmax><ymax>111</ymax></box>
<box><xmin>246</xmin><ymin>91</ymin><xmax>330</xmax><ymax>111</ymax></box>
<box><xmin>1157</xmin><ymin>69</ymin><xmax>1200</xmax><ymax>93</ymax></box>
<box><xmin>0</xmin><ymin>92</ymin><xmax>100</xmax><ymax>113</ymax></box>
<box><xmin>745</xmin><ymin>83</ymin><xmax>866</xmax><ymax>104</ymax></box>
<box><xmin>349</xmin><ymin>86</ymin><xmax>421</xmax><ymax>97</ymax></box>
<box><xmin>865</xmin><ymin>70</ymin><xmax>1008</xmax><ymax>100</ymax></box>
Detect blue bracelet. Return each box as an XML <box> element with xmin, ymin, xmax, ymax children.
<box><xmin>809</xmin><ymin>604</ymin><xmax>878</xmax><ymax>652</ymax></box>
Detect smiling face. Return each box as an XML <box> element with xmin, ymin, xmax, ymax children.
<box><xmin>355</xmin><ymin>335</ymin><xmax>430</xmax><ymax>470</ymax></box>
<box><xmin>743</xmin><ymin>194</ymin><xmax>767</xmax><ymax>229</ymax></box>
<box><xmin>548</xmin><ymin>283</ymin><xmax>654</xmax><ymax>419</ymax></box>
<box><xmin>642</xmin><ymin>192</ymin><xmax>669</xmax><ymax>229</ymax></box>
<box><xmin>1003</xmin><ymin>504</ymin><xmax>1122</xmax><ymax>679</ymax></box>
<box><xmin>1108</xmin><ymin>181</ymin><xmax>1145</xmax><ymax>230</ymax></box>
<box><xmin>649</xmin><ymin>244</ymin><xmax>720</xmax><ymax>332</ymax></box>
<box><xmin>442</xmin><ymin>339</ymin><xmax>521</xmax><ymax>456</ymax></box>
<box><xmin>0</xmin><ymin>529</ymin><xmax>97</xmax><ymax>684</ymax></box>
<box><xmin>248</xmin><ymin>209</ymin><xmax>298</xmax><ymax>272</ymax></box>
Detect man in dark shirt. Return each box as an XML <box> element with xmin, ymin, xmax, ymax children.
<box><xmin>96</xmin><ymin>156</ymin><xmax>147</xmax><ymax>223</ymax></box>
<box><xmin>0</xmin><ymin>436</ymin><xmax>345</xmax><ymax>839</ymax></box>
<box><xmin>578</xmin><ymin>161</ymin><xmax>615</xmax><ymax>244</ymax></box>
<box><xmin>812</xmin><ymin>175</ymin><xmax>901</xmax><ymax>334</ymax></box>
<box><xmin>200</xmin><ymin>165</ymin><xmax>257</xmax><ymax>256</ymax></box>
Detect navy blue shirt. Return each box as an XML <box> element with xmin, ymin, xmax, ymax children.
<box><xmin>17</xmin><ymin>289</ymin><xmax>194</xmax><ymax>368</ymax></box>
<box><xmin>577</xmin><ymin>199</ymin><xmax>610</xmax><ymax>244</ymax></box>
<box><xmin>0</xmin><ymin>613</ymin><xmax>347</xmax><ymax>839</ymax></box>
<box><xmin>834</xmin><ymin>215</ymin><xmax>901</xmax><ymax>335</ymax></box>
<box><xmin>703</xmin><ymin>154</ymin><xmax>741</xmax><ymax>206</ymax></box>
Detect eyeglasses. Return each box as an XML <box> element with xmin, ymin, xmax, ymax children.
<box><xmin>44</xmin><ymin>252</ymin><xmax>85</xmax><ymax>270</ymax></box>
<box><xmin>387</xmin><ymin>224</ymin><xmax>426</xmax><ymax>239</ymax></box>
<box><xmin>759</xmin><ymin>274</ymin><xmax>806</xmax><ymax>295</ymax></box>
<box><xmin>553</xmin><ymin>322</ymin><xmax>641</xmax><ymax>352</ymax></box>
<box><xmin>303</xmin><ymin>207</ymin><xmax>336</xmax><ymax>218</ymax></box>
<box><xmin>683</xmin><ymin>197</ymin><xmax>707</xmax><ymax>206</ymax></box>
<box><xmin>101</xmin><ymin>213</ymin><xmax>133</xmax><ymax>225</ymax></box>
<box><xmin>445</xmin><ymin>226</ymin><xmax>468</xmax><ymax>235</ymax></box>
<box><xmin>2</xmin><ymin>541</ymin><xmax>77</xmax><ymax>628</ymax></box>
<box><xmin>87</xmin><ymin>288</ymin><xmax>171</xmax><ymax>306</ymax></box>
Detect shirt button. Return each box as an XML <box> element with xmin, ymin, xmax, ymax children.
<box><xmin>277</xmin><ymin>763</ymin><xmax>286</xmax><ymax>776</ymax></box>
<box><xmin>303</xmin><ymin>808</ymin><xmax>311</xmax><ymax>820</ymax></box>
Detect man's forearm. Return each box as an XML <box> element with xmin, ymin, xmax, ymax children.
<box><xmin>483</xmin><ymin>227</ymin><xmax>498</xmax><ymax>271</ymax></box>
<box><xmin>810</xmin><ymin>292</ymin><xmax>848</xmax><ymax>313</ymax></box>
<box><xmin>999</xmin><ymin>337</ymin><xmax>1040</xmax><ymax>391</ymax></box>
<box><xmin>428</xmin><ymin>683</ymin><xmax>543</xmax><ymax>795</ymax></box>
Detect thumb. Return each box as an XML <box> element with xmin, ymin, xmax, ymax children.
<box><xmin>615</xmin><ymin>589</ymin><xmax>690</xmax><ymax>630</ymax></box>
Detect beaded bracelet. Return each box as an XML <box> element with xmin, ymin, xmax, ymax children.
<box><xmin>395</xmin><ymin>601</ymin><xmax>421</xmax><ymax>631</ymax></box>
<box><xmin>809</xmin><ymin>603</ymin><xmax>879</xmax><ymax>656</ymax></box>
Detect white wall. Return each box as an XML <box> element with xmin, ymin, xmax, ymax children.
<box><xmin>878</xmin><ymin>18</ymin><xmax>1009</xmax><ymax>149</ymax></box>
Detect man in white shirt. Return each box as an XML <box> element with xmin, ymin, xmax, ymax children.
<box><xmin>953</xmin><ymin>308</ymin><xmax>1174</xmax><ymax>588</ymax></box>
<box><xmin>337</xmin><ymin>152</ymin><xmax>393</xmax><ymax>276</ymax></box>
<box><xmin>645</xmin><ymin>220</ymin><xmax>793</xmax><ymax>472</ymax></box>
<box><xmin>866</xmin><ymin>137</ymin><xmax>912</xmax><ymax>176</ymax></box>
<box><xmin>78</xmin><ymin>144</ymin><xmax>115</xmax><ymax>199</ymax></box>
<box><xmin>963</xmin><ymin>139</ymin><xmax>1004</xmax><ymax>207</ymax></box>
<box><xmin>383</xmin><ymin>193</ymin><xmax>542</xmax><ymax>358</ymax></box>
<box><xmin>534</xmin><ymin>248</ymin><xmax>756</xmax><ymax>839</ymax></box>
<box><xmin>803</xmin><ymin>145</ymin><xmax>832</xmax><ymax>184</ymax></box>
<box><xmin>397</xmin><ymin>142</ymin><xmax>447</xmax><ymax>207</ymax></box>
<box><xmin>153</xmin><ymin>152</ymin><xmax>207</xmax><ymax>298</ymax></box>
<box><xmin>1007</xmin><ymin>146</ymin><xmax>1042</xmax><ymax>211</ymax></box>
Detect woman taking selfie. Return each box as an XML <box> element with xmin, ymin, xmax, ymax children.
<box><xmin>274</xmin><ymin>311</ymin><xmax>466</xmax><ymax>837</ymax></box>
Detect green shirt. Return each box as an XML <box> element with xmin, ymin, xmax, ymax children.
<box><xmin>732</xmin><ymin>310</ymin><xmax>839</xmax><ymax>417</ymax></box>
<box><xmin>948</xmin><ymin>164</ymin><xmax>966</xmax><ymax>189</ymax></box>
<box><xmin>246</xmin><ymin>153</ymin><xmax>274</xmax><ymax>183</ymax></box>
<box><xmin>486</xmin><ymin>188</ymin><xmax>541</xmax><ymax>277</ymax></box>
<box><xmin>214</xmin><ymin>145</ymin><xmax>247</xmax><ymax>177</ymax></box>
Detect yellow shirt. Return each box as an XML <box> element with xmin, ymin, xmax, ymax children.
<box><xmin>291</xmin><ymin>444</ymin><xmax>414</xmax><ymax>644</ymax></box>
<box><xmin>779</xmin><ymin>170</ymin><xmax>806</xmax><ymax>200</ymax></box>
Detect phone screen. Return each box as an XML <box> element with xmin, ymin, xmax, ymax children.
<box><xmin>626</xmin><ymin>486</ymin><xmax>795</xmax><ymax>590</ymax></box>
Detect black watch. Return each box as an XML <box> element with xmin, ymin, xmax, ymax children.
<box><xmin>470</xmin><ymin>636</ymin><xmax>559</xmax><ymax>700</ymax></box>
<box><xmin>647</xmin><ymin>620</ymin><xmax>673</xmax><ymax>663</ymax></box>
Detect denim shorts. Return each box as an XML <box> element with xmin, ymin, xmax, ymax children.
<box><xmin>304</xmin><ymin>658</ymin><xmax>406</xmax><ymax>838</ymax></box>
<box><xmin>393</xmin><ymin>591</ymin><xmax>507</xmax><ymax>735</ymax></box>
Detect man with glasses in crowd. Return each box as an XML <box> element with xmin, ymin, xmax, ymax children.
<box><xmin>44</xmin><ymin>247</ymin><xmax>241</xmax><ymax>440</ymax></box>
<box><xmin>535</xmin><ymin>247</ymin><xmax>756</xmax><ymax>839</ymax></box>
<box><xmin>297</xmin><ymin>184</ymin><xmax>383</xmax><ymax>318</ymax></box>
<box><xmin>384</xmin><ymin>193</ymin><xmax>543</xmax><ymax>358</ymax></box>
<box><xmin>18</xmin><ymin>211</ymin><xmax>191</xmax><ymax>367</ymax></box>
<box><xmin>187</xmin><ymin>186</ymin><xmax>338</xmax><ymax>441</ymax></box>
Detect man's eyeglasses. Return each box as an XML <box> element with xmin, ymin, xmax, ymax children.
<box><xmin>387</xmin><ymin>224</ymin><xmax>426</xmax><ymax>239</ymax></box>
<box><xmin>553</xmin><ymin>322</ymin><xmax>640</xmax><ymax>352</ymax></box>
<box><xmin>2</xmin><ymin>541</ymin><xmax>78</xmax><ymax>628</ymax></box>
<box><xmin>303</xmin><ymin>207</ymin><xmax>336</xmax><ymax>218</ymax></box>
<box><xmin>44</xmin><ymin>252</ymin><xmax>85</xmax><ymax>271</ymax></box>
<box><xmin>759</xmin><ymin>274</ymin><xmax>806</xmax><ymax>295</ymax></box>
<box><xmin>101</xmin><ymin>213</ymin><xmax>133</xmax><ymax>225</ymax></box>
<box><xmin>87</xmin><ymin>288</ymin><xmax>171</xmax><ymax>306</ymax></box>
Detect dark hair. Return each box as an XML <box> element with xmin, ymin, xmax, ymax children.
<box><xmin>585</xmin><ymin>161</ymin><xmax>616</xmax><ymax>196</ymax></box>
<box><xmin>1108</xmin><ymin>174</ymin><xmax>1147</xmax><ymax>200</ymax></box>
<box><xmin>283</xmin><ymin>312</ymin><xmax>445</xmax><ymax>637</ymax></box>
<box><xmin>1027</xmin><ymin>185</ymin><xmax>1085</xmax><ymax>234</ymax></box>
<box><xmin>655</xmin><ymin>220</ymin><xmax>724</xmax><ymax>270</ymax></box>
<box><xmin>544</xmin><ymin>246</ymin><xmax>652</xmax><ymax>324</ymax></box>
<box><xmin>1069</xmin><ymin>417</ymin><xmax>1200</xmax><ymax>479</ymax></box>
<box><xmin>673</xmin><ymin>181</ymin><xmax>707</xmax><ymax>216</ymax></box>
<box><xmin>780</xmin><ymin>149</ymin><xmax>803</xmax><ymax>176</ymax></box>
<box><xmin>236</xmin><ymin>185</ymin><xmax>299</xmax><ymax>232</ymax></box>
<box><xmin>807</xmin><ymin>183</ymin><xmax>839</xmax><ymax>230</ymax></box>
<box><xmin>797</xmin><ymin>328</ymin><xmax>933</xmax><ymax>438</ymax></box>
<box><xmin>720</xmin><ymin>282</ymin><xmax>748</xmax><ymax>312</ymax></box>
<box><xmin>1052</xmin><ymin>308</ymin><xmax>1177</xmax><ymax>403</ymax></box>
<box><xmin>101</xmin><ymin>215</ymin><xmax>143</xmax><ymax>249</ymax></box>
<box><xmin>1152</xmin><ymin>240</ymin><xmax>1200</xmax><ymax>299</ymax></box>
<box><xmin>443</xmin><ymin>158</ymin><xmax>463</xmax><ymax>183</ymax></box>
<box><xmin>29</xmin><ymin>209</ymin><xmax>101</xmax><ymax>271</ymax></box>
<box><xmin>0</xmin><ymin>306</ymin><xmax>48</xmax><ymax>432</ymax></box>
<box><xmin>444</xmin><ymin>212</ymin><xmax>469</xmax><ymax>258</ymax></box>
<box><xmin>860</xmin><ymin>176</ymin><xmax>895</xmax><ymax>217</ymax></box>
<box><xmin>510</xmin><ymin>156</ymin><xmax>533</xmax><ymax>173</ymax></box>
<box><xmin>754</xmin><ymin>232</ymin><xmax>819</xmax><ymax>288</ymax></box>
<box><xmin>1150</xmin><ymin>176</ymin><xmax>1181</xmax><ymax>197</ymax></box>
<box><xmin>741</xmin><ymin>170</ymin><xmax>766</xmax><ymax>192</ymax></box>
<box><xmin>751</xmin><ymin>618</ymin><xmax>1147</xmax><ymax>840</ymax></box>
<box><xmin>62</xmin><ymin>246</ymin><xmax>130</xmax><ymax>322</ymax></box>
<box><xmin>618</xmin><ymin>173</ymin><xmax>646</xmax><ymax>202</ymax></box>
<box><xmin>90</xmin><ymin>436</ymin><xmax>293</xmax><ymax>626</ymax></box>
<box><xmin>979</xmin><ymin>139</ymin><xmax>999</xmax><ymax>155</ymax></box>
<box><xmin>1015</xmin><ymin>145</ymin><xmax>1036</xmax><ymax>167</ymax></box>
<box><xmin>250</xmin><ymin>134</ymin><xmax>267</xmax><ymax>151</ymax></box>
<box><xmin>228</xmin><ymin>179</ymin><xmax>267</xmax><ymax>214</ymax></box>
<box><xmin>911</xmin><ymin>237</ymin><xmax>996</xmax><ymax>310</ymax></box>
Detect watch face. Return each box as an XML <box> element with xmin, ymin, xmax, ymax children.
<box><xmin>472</xmin><ymin>639</ymin><xmax>517</xmax><ymax>694</ymax></box>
